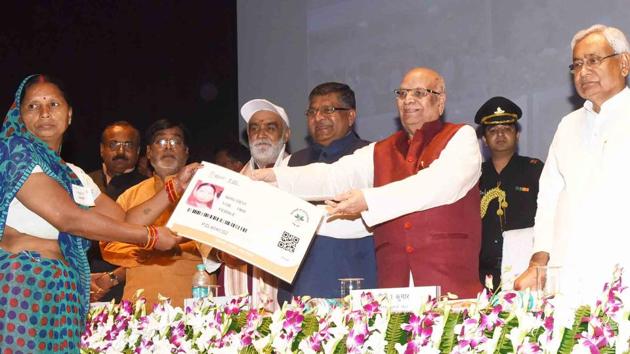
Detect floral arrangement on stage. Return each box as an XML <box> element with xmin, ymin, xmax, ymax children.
<box><xmin>81</xmin><ymin>271</ymin><xmax>630</xmax><ymax>354</ymax></box>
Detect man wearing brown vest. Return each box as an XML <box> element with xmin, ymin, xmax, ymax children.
<box><xmin>251</xmin><ymin>67</ymin><xmax>483</xmax><ymax>298</ymax></box>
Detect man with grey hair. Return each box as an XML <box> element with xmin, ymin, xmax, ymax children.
<box><xmin>515</xmin><ymin>24</ymin><xmax>630</xmax><ymax>304</ymax></box>
<box><xmin>199</xmin><ymin>99</ymin><xmax>290</xmax><ymax>310</ymax></box>
<box><xmin>252</xmin><ymin>68</ymin><xmax>483</xmax><ymax>298</ymax></box>
<box><xmin>277</xmin><ymin>82</ymin><xmax>377</xmax><ymax>302</ymax></box>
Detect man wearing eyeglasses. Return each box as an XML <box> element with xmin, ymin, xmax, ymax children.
<box><xmin>102</xmin><ymin>119</ymin><xmax>210</xmax><ymax>307</ymax></box>
<box><xmin>87</xmin><ymin>121</ymin><xmax>147</xmax><ymax>303</ymax></box>
<box><xmin>251</xmin><ymin>68</ymin><xmax>483</xmax><ymax>298</ymax></box>
<box><xmin>88</xmin><ymin>121</ymin><xmax>146</xmax><ymax>200</ymax></box>
<box><xmin>275</xmin><ymin>82</ymin><xmax>377</xmax><ymax>302</ymax></box>
<box><xmin>515</xmin><ymin>24</ymin><xmax>630</xmax><ymax>304</ymax></box>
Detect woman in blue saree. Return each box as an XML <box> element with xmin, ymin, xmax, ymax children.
<box><xmin>0</xmin><ymin>75</ymin><xmax>189</xmax><ymax>352</ymax></box>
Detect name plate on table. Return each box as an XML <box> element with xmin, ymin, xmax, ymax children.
<box><xmin>351</xmin><ymin>286</ymin><xmax>441</xmax><ymax>313</ymax></box>
<box><xmin>183</xmin><ymin>295</ymin><xmax>247</xmax><ymax>309</ymax></box>
<box><xmin>166</xmin><ymin>162</ymin><xmax>324</xmax><ymax>283</ymax></box>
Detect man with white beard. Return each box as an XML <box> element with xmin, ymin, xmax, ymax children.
<box><xmin>199</xmin><ymin>99</ymin><xmax>290</xmax><ymax>310</ymax></box>
<box><xmin>240</xmin><ymin>99</ymin><xmax>291</xmax><ymax>172</ymax></box>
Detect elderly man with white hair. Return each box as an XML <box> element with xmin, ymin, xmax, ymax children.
<box><xmin>515</xmin><ymin>24</ymin><xmax>630</xmax><ymax>304</ymax></box>
<box><xmin>252</xmin><ymin>68</ymin><xmax>484</xmax><ymax>299</ymax></box>
<box><xmin>241</xmin><ymin>99</ymin><xmax>291</xmax><ymax>172</ymax></box>
<box><xmin>199</xmin><ymin>99</ymin><xmax>291</xmax><ymax>311</ymax></box>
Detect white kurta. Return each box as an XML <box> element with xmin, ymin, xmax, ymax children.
<box><xmin>273</xmin><ymin>125</ymin><xmax>482</xmax><ymax>227</ymax></box>
<box><xmin>533</xmin><ymin>87</ymin><xmax>630</xmax><ymax>305</ymax></box>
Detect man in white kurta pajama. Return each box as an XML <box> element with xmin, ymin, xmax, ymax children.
<box><xmin>199</xmin><ymin>99</ymin><xmax>290</xmax><ymax>311</ymax></box>
<box><xmin>516</xmin><ymin>24</ymin><xmax>630</xmax><ymax>305</ymax></box>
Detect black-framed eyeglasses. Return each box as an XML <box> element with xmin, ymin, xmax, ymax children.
<box><xmin>394</xmin><ymin>87</ymin><xmax>442</xmax><ymax>99</ymax></box>
<box><xmin>305</xmin><ymin>106</ymin><xmax>351</xmax><ymax>117</ymax></box>
<box><xmin>153</xmin><ymin>138</ymin><xmax>184</xmax><ymax>149</ymax></box>
<box><xmin>106</xmin><ymin>141</ymin><xmax>137</xmax><ymax>150</ymax></box>
<box><xmin>569</xmin><ymin>53</ymin><xmax>620</xmax><ymax>74</ymax></box>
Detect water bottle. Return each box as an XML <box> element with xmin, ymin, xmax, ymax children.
<box><xmin>192</xmin><ymin>264</ymin><xmax>212</xmax><ymax>299</ymax></box>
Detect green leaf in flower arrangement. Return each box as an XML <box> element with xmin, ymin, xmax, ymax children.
<box><xmin>165</xmin><ymin>326</ymin><xmax>172</xmax><ymax>341</ymax></box>
<box><xmin>239</xmin><ymin>345</ymin><xmax>259</xmax><ymax>354</ymax></box>
<box><xmin>607</xmin><ymin>316</ymin><xmax>619</xmax><ymax>334</ymax></box>
<box><xmin>494</xmin><ymin>315</ymin><xmax>518</xmax><ymax>354</ymax></box>
<box><xmin>185</xmin><ymin>323</ymin><xmax>195</xmax><ymax>340</ymax></box>
<box><xmin>262</xmin><ymin>343</ymin><xmax>274</xmax><ymax>354</ymax></box>
<box><xmin>258</xmin><ymin>317</ymin><xmax>272</xmax><ymax>337</ymax></box>
<box><xmin>302</xmin><ymin>314</ymin><xmax>320</xmax><ymax>336</ymax></box>
<box><xmin>529</xmin><ymin>325</ymin><xmax>544</xmax><ymax>343</ymax></box>
<box><xmin>557</xmin><ymin>305</ymin><xmax>590</xmax><ymax>354</ymax></box>
<box><xmin>333</xmin><ymin>335</ymin><xmax>348</xmax><ymax>354</ymax></box>
<box><xmin>228</xmin><ymin>311</ymin><xmax>248</xmax><ymax>333</ymax></box>
<box><xmin>439</xmin><ymin>311</ymin><xmax>463</xmax><ymax>354</ymax></box>
<box><xmin>80</xmin><ymin>349</ymin><xmax>100</xmax><ymax>354</ymax></box>
<box><xmin>291</xmin><ymin>314</ymin><xmax>319</xmax><ymax>352</ymax></box>
<box><xmin>384</xmin><ymin>312</ymin><xmax>410</xmax><ymax>354</ymax></box>
<box><xmin>599</xmin><ymin>346</ymin><xmax>616</xmax><ymax>354</ymax></box>
<box><xmin>132</xmin><ymin>335</ymin><xmax>142</xmax><ymax>350</ymax></box>
<box><xmin>291</xmin><ymin>330</ymin><xmax>306</xmax><ymax>351</ymax></box>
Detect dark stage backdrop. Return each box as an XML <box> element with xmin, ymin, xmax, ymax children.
<box><xmin>1</xmin><ymin>1</ymin><xmax>238</xmax><ymax>172</ymax></box>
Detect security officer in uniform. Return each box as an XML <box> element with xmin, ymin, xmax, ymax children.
<box><xmin>475</xmin><ymin>96</ymin><xmax>543</xmax><ymax>290</ymax></box>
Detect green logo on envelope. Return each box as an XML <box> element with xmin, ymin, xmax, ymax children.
<box><xmin>290</xmin><ymin>208</ymin><xmax>309</xmax><ymax>227</ymax></box>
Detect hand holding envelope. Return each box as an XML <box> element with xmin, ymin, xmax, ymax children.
<box><xmin>249</xmin><ymin>168</ymin><xmax>367</xmax><ymax>218</ymax></box>
<box><xmin>247</xmin><ymin>168</ymin><xmax>278</xmax><ymax>186</ymax></box>
<box><xmin>167</xmin><ymin>162</ymin><xmax>324</xmax><ymax>283</ymax></box>
<box><xmin>324</xmin><ymin>189</ymin><xmax>368</xmax><ymax>216</ymax></box>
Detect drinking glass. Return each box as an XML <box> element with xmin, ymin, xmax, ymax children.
<box><xmin>208</xmin><ymin>285</ymin><xmax>221</xmax><ymax>298</ymax></box>
<box><xmin>535</xmin><ymin>265</ymin><xmax>561</xmax><ymax>299</ymax></box>
<box><xmin>339</xmin><ymin>277</ymin><xmax>363</xmax><ymax>297</ymax></box>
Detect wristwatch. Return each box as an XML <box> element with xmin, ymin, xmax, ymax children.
<box><xmin>107</xmin><ymin>271</ymin><xmax>120</xmax><ymax>286</ymax></box>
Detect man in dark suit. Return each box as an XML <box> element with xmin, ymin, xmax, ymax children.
<box><xmin>278</xmin><ymin>82</ymin><xmax>377</xmax><ymax>302</ymax></box>
<box><xmin>88</xmin><ymin>121</ymin><xmax>147</xmax><ymax>302</ymax></box>
<box><xmin>89</xmin><ymin>121</ymin><xmax>147</xmax><ymax>199</ymax></box>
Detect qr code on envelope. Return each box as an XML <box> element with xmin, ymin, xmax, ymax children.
<box><xmin>277</xmin><ymin>231</ymin><xmax>300</xmax><ymax>253</ymax></box>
